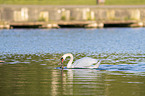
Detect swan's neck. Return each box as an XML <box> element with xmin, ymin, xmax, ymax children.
<box><xmin>66</xmin><ymin>54</ymin><xmax>73</xmax><ymax>68</ymax></box>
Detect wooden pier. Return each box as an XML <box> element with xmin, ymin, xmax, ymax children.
<box><xmin>1</xmin><ymin>5</ymin><xmax>145</xmax><ymax>29</ymax></box>
<box><xmin>0</xmin><ymin>21</ymin><xmax>144</xmax><ymax>29</ymax></box>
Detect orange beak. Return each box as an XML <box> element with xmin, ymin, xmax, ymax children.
<box><xmin>61</xmin><ymin>59</ymin><xmax>64</xmax><ymax>63</ymax></box>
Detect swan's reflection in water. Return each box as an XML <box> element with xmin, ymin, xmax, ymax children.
<box><xmin>52</xmin><ymin>69</ymin><xmax>106</xmax><ymax>96</ymax></box>
<box><xmin>61</xmin><ymin>69</ymin><xmax>74</xmax><ymax>95</ymax></box>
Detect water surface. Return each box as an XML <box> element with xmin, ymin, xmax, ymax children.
<box><xmin>0</xmin><ymin>28</ymin><xmax>145</xmax><ymax>96</ymax></box>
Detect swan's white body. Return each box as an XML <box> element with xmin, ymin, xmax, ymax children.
<box><xmin>61</xmin><ymin>53</ymin><xmax>101</xmax><ymax>68</ymax></box>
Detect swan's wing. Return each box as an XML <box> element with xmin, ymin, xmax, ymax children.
<box><xmin>89</xmin><ymin>60</ymin><xmax>101</xmax><ymax>68</ymax></box>
<box><xmin>72</xmin><ymin>57</ymin><xmax>98</xmax><ymax>68</ymax></box>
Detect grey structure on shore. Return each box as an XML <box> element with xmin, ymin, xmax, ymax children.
<box><xmin>0</xmin><ymin>5</ymin><xmax>145</xmax><ymax>28</ymax></box>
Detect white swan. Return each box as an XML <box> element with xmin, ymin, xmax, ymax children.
<box><xmin>60</xmin><ymin>53</ymin><xmax>101</xmax><ymax>68</ymax></box>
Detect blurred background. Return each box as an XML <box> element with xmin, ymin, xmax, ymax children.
<box><xmin>0</xmin><ymin>0</ymin><xmax>145</xmax><ymax>29</ymax></box>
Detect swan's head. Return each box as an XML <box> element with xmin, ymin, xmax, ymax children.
<box><xmin>60</xmin><ymin>53</ymin><xmax>73</xmax><ymax>65</ymax></box>
<box><xmin>60</xmin><ymin>57</ymin><xmax>64</xmax><ymax>63</ymax></box>
<box><xmin>60</xmin><ymin>53</ymin><xmax>71</xmax><ymax>63</ymax></box>
<box><xmin>60</xmin><ymin>55</ymin><xmax>67</xmax><ymax>63</ymax></box>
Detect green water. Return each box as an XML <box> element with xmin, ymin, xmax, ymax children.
<box><xmin>0</xmin><ymin>59</ymin><xmax>145</xmax><ymax>96</ymax></box>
